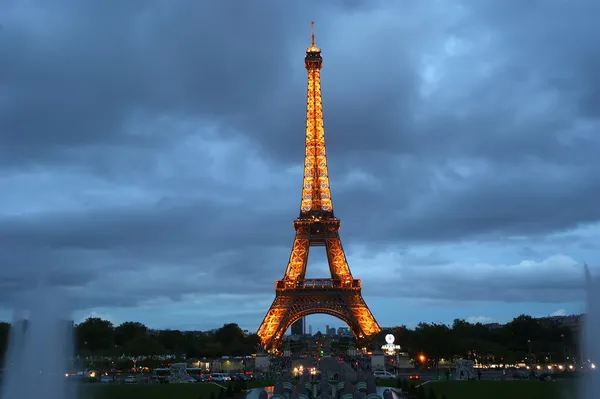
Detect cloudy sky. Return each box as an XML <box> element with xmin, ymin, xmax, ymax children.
<box><xmin>1</xmin><ymin>0</ymin><xmax>599</xmax><ymax>333</ymax></box>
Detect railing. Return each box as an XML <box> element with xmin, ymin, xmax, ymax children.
<box><xmin>275</xmin><ymin>278</ymin><xmax>361</xmax><ymax>291</ymax></box>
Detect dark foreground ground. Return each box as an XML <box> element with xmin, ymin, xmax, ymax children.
<box><xmin>73</xmin><ymin>379</ymin><xmax>578</xmax><ymax>399</ymax></box>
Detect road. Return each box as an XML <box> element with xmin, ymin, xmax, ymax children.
<box><xmin>291</xmin><ymin>357</ymin><xmax>510</xmax><ymax>382</ymax></box>
<box><xmin>292</xmin><ymin>356</ymin><xmax>357</xmax><ymax>380</ymax></box>
<box><xmin>318</xmin><ymin>356</ymin><xmax>354</xmax><ymax>378</ymax></box>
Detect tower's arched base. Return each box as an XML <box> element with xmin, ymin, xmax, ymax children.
<box><xmin>257</xmin><ymin>286</ymin><xmax>380</xmax><ymax>352</ymax></box>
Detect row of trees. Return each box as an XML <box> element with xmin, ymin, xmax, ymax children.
<box><xmin>0</xmin><ymin>319</ymin><xmax>259</xmax><ymax>360</ymax></box>
<box><xmin>0</xmin><ymin>314</ymin><xmax>579</xmax><ymax>367</ymax></box>
<box><xmin>74</xmin><ymin>319</ymin><xmax>260</xmax><ymax>358</ymax></box>
<box><xmin>374</xmin><ymin>315</ymin><xmax>578</xmax><ymax>368</ymax></box>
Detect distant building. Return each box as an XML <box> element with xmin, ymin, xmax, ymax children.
<box><xmin>485</xmin><ymin>323</ymin><xmax>503</xmax><ymax>330</ymax></box>
<box><xmin>482</xmin><ymin>314</ymin><xmax>583</xmax><ymax>336</ymax></box>
<box><xmin>537</xmin><ymin>314</ymin><xmax>582</xmax><ymax>336</ymax></box>
<box><xmin>291</xmin><ymin>319</ymin><xmax>304</xmax><ymax>336</ymax></box>
<box><xmin>337</xmin><ymin>327</ymin><xmax>352</xmax><ymax>337</ymax></box>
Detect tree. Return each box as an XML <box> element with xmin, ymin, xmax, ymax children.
<box><xmin>244</xmin><ymin>333</ymin><xmax>260</xmax><ymax>354</ymax></box>
<box><xmin>450</xmin><ymin>319</ymin><xmax>497</xmax><ymax>365</ymax></box>
<box><xmin>0</xmin><ymin>321</ymin><xmax>10</xmax><ymax>360</ymax></box>
<box><xmin>204</xmin><ymin>341</ymin><xmax>225</xmax><ymax>358</ymax></box>
<box><xmin>157</xmin><ymin>329</ymin><xmax>184</xmax><ymax>353</ymax></box>
<box><xmin>76</xmin><ymin>317</ymin><xmax>115</xmax><ymax>353</ymax></box>
<box><xmin>115</xmin><ymin>322</ymin><xmax>148</xmax><ymax>346</ymax></box>
<box><xmin>215</xmin><ymin>324</ymin><xmax>243</xmax><ymax>343</ymax></box>
<box><xmin>413</xmin><ymin>323</ymin><xmax>454</xmax><ymax>370</ymax></box>
<box><xmin>213</xmin><ymin>323</ymin><xmax>258</xmax><ymax>356</ymax></box>
<box><xmin>394</xmin><ymin>325</ymin><xmax>417</xmax><ymax>359</ymax></box>
<box><xmin>124</xmin><ymin>334</ymin><xmax>163</xmax><ymax>356</ymax></box>
<box><xmin>505</xmin><ymin>315</ymin><xmax>544</xmax><ymax>349</ymax></box>
<box><xmin>0</xmin><ymin>312</ymin><xmax>578</xmax><ymax>362</ymax></box>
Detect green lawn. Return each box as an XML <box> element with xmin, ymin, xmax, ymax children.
<box><xmin>424</xmin><ymin>380</ymin><xmax>577</xmax><ymax>399</ymax></box>
<box><xmin>81</xmin><ymin>383</ymin><xmax>224</xmax><ymax>399</ymax></box>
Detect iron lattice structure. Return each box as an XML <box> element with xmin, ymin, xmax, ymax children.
<box><xmin>257</xmin><ymin>23</ymin><xmax>381</xmax><ymax>352</ymax></box>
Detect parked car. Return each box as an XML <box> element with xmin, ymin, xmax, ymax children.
<box><xmin>100</xmin><ymin>375</ymin><xmax>113</xmax><ymax>383</ymax></box>
<box><xmin>124</xmin><ymin>375</ymin><xmax>137</xmax><ymax>384</ymax></box>
<box><xmin>373</xmin><ymin>370</ymin><xmax>395</xmax><ymax>382</ymax></box>
<box><xmin>231</xmin><ymin>373</ymin><xmax>251</xmax><ymax>381</ymax></box>
<box><xmin>209</xmin><ymin>373</ymin><xmax>231</xmax><ymax>382</ymax></box>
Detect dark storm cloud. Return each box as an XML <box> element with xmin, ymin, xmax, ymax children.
<box><xmin>329</xmin><ymin>0</ymin><xmax>600</xmax><ymax>243</ymax></box>
<box><xmin>0</xmin><ymin>0</ymin><xmax>354</xmax><ymax>167</ymax></box>
<box><xmin>0</xmin><ymin>199</ymin><xmax>291</xmax><ymax>305</ymax></box>
<box><xmin>358</xmin><ymin>253</ymin><xmax>588</xmax><ymax>304</ymax></box>
<box><xmin>0</xmin><ymin>201</ymin><xmax>290</xmax><ymax>255</ymax></box>
<box><xmin>0</xmin><ymin>0</ymin><xmax>599</xmax><ymax>320</ymax></box>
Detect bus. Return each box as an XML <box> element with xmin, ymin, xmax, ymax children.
<box><xmin>151</xmin><ymin>368</ymin><xmax>171</xmax><ymax>384</ymax></box>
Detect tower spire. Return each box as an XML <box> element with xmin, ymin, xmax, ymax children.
<box><xmin>307</xmin><ymin>21</ymin><xmax>320</xmax><ymax>53</ymax></box>
<box><xmin>302</xmin><ymin>21</ymin><xmax>328</xmax><ymax>215</ymax></box>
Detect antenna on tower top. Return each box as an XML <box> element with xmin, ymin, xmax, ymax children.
<box><xmin>311</xmin><ymin>21</ymin><xmax>315</xmax><ymax>46</ymax></box>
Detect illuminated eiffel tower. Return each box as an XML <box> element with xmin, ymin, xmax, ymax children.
<box><xmin>256</xmin><ymin>23</ymin><xmax>380</xmax><ymax>352</ymax></box>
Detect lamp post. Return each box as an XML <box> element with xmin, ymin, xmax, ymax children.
<box><xmin>527</xmin><ymin>338</ymin><xmax>534</xmax><ymax>377</ymax></box>
<box><xmin>561</xmin><ymin>334</ymin><xmax>566</xmax><ymax>364</ymax></box>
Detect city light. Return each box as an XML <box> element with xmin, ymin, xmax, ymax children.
<box><xmin>419</xmin><ymin>354</ymin><xmax>426</xmax><ymax>362</ymax></box>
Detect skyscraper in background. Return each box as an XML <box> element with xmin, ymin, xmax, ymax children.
<box><xmin>291</xmin><ymin>318</ymin><xmax>304</xmax><ymax>336</ymax></box>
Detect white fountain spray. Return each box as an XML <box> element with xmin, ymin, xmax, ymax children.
<box><xmin>580</xmin><ymin>264</ymin><xmax>599</xmax><ymax>399</ymax></box>
<box><xmin>0</xmin><ymin>285</ymin><xmax>76</xmax><ymax>399</ymax></box>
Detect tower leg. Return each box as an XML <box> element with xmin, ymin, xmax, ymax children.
<box><xmin>283</xmin><ymin>227</ymin><xmax>310</xmax><ymax>281</ymax></box>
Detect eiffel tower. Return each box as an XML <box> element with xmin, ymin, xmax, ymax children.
<box><xmin>256</xmin><ymin>23</ymin><xmax>381</xmax><ymax>351</ymax></box>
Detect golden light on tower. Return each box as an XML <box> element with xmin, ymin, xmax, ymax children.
<box><xmin>256</xmin><ymin>23</ymin><xmax>381</xmax><ymax>351</ymax></box>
